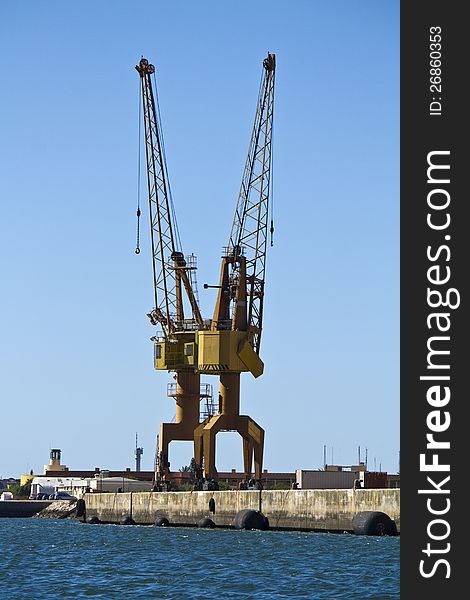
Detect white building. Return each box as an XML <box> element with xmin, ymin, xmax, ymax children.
<box><xmin>30</xmin><ymin>475</ymin><xmax>153</xmax><ymax>497</ymax></box>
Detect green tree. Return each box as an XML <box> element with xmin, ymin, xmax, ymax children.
<box><xmin>179</xmin><ymin>459</ymin><xmax>199</xmax><ymax>483</ymax></box>
<box><xmin>9</xmin><ymin>481</ymin><xmax>32</xmax><ymax>498</ymax></box>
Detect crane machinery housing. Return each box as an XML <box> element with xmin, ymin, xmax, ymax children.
<box><xmin>135</xmin><ymin>53</ymin><xmax>276</xmax><ymax>488</ymax></box>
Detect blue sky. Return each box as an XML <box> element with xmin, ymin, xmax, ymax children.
<box><xmin>0</xmin><ymin>1</ymin><xmax>399</xmax><ymax>477</ymax></box>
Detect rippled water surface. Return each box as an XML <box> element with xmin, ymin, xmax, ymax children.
<box><xmin>0</xmin><ymin>519</ymin><xmax>399</xmax><ymax>599</ymax></box>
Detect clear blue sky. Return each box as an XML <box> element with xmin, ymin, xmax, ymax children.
<box><xmin>0</xmin><ymin>1</ymin><xmax>399</xmax><ymax>477</ymax></box>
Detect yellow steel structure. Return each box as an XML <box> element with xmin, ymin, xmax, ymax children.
<box><xmin>192</xmin><ymin>53</ymin><xmax>275</xmax><ymax>482</ymax></box>
<box><xmin>154</xmin><ymin>333</ymin><xmax>196</xmax><ymax>370</ymax></box>
<box><xmin>136</xmin><ymin>53</ymin><xmax>275</xmax><ymax>485</ymax></box>
<box><xmin>154</xmin><ymin>329</ymin><xmax>263</xmax><ymax>378</ymax></box>
<box><xmin>197</xmin><ymin>330</ymin><xmax>263</xmax><ymax>377</ymax></box>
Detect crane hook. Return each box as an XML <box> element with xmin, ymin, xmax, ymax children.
<box><xmin>135</xmin><ymin>207</ymin><xmax>141</xmax><ymax>254</ymax></box>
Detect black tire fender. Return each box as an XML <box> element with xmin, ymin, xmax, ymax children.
<box><xmin>197</xmin><ymin>517</ymin><xmax>215</xmax><ymax>528</ymax></box>
<box><xmin>352</xmin><ymin>511</ymin><xmax>398</xmax><ymax>536</ymax></box>
<box><xmin>233</xmin><ymin>509</ymin><xmax>269</xmax><ymax>531</ymax></box>
<box><xmin>87</xmin><ymin>516</ymin><xmax>100</xmax><ymax>524</ymax></box>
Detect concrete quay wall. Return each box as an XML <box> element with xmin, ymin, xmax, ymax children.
<box><xmin>84</xmin><ymin>489</ymin><xmax>400</xmax><ymax>532</ymax></box>
<box><xmin>0</xmin><ymin>500</ymin><xmax>52</xmax><ymax>518</ymax></box>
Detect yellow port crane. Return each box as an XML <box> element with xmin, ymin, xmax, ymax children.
<box><xmin>136</xmin><ymin>53</ymin><xmax>275</xmax><ymax>486</ymax></box>
<box><xmin>194</xmin><ymin>53</ymin><xmax>276</xmax><ymax>483</ymax></box>
<box><xmin>135</xmin><ymin>57</ymin><xmax>208</xmax><ymax>484</ymax></box>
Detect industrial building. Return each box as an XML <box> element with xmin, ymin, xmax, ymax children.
<box><xmin>295</xmin><ymin>463</ymin><xmax>398</xmax><ymax>490</ymax></box>
<box><xmin>29</xmin><ymin>474</ymin><xmax>153</xmax><ymax>498</ymax></box>
<box><xmin>24</xmin><ymin>449</ymin><xmax>399</xmax><ymax>496</ymax></box>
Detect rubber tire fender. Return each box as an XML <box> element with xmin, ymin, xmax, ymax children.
<box><xmin>352</xmin><ymin>511</ymin><xmax>398</xmax><ymax>536</ymax></box>
<box><xmin>87</xmin><ymin>516</ymin><xmax>100</xmax><ymax>524</ymax></box>
<box><xmin>197</xmin><ymin>517</ymin><xmax>215</xmax><ymax>528</ymax></box>
<box><xmin>233</xmin><ymin>509</ymin><xmax>269</xmax><ymax>531</ymax></box>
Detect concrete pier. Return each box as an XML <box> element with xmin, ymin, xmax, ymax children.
<box><xmin>84</xmin><ymin>488</ymin><xmax>400</xmax><ymax>532</ymax></box>
<box><xmin>0</xmin><ymin>500</ymin><xmax>52</xmax><ymax>518</ymax></box>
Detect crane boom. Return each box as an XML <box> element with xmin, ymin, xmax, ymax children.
<box><xmin>136</xmin><ymin>57</ymin><xmax>207</xmax><ymax>484</ymax></box>
<box><xmin>194</xmin><ymin>53</ymin><xmax>276</xmax><ymax>483</ymax></box>
<box><xmin>136</xmin><ymin>57</ymin><xmax>179</xmax><ymax>338</ymax></box>
<box><xmin>228</xmin><ymin>53</ymin><xmax>275</xmax><ymax>354</ymax></box>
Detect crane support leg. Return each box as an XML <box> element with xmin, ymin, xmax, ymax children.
<box><xmin>193</xmin><ymin>373</ymin><xmax>265</xmax><ymax>481</ymax></box>
<box><xmin>243</xmin><ymin>437</ymin><xmax>253</xmax><ymax>477</ymax></box>
<box><xmin>194</xmin><ymin>414</ymin><xmax>264</xmax><ymax>481</ymax></box>
<box><xmin>157</xmin><ymin>371</ymin><xmax>200</xmax><ymax>480</ymax></box>
<box><xmin>194</xmin><ymin>422</ymin><xmax>205</xmax><ymax>474</ymax></box>
<box><xmin>252</xmin><ymin>425</ymin><xmax>264</xmax><ymax>480</ymax></box>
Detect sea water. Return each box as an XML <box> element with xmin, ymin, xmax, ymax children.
<box><xmin>0</xmin><ymin>518</ymin><xmax>399</xmax><ymax>599</ymax></box>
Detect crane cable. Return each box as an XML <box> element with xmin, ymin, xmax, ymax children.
<box><xmin>135</xmin><ymin>81</ymin><xmax>142</xmax><ymax>255</ymax></box>
<box><xmin>268</xmin><ymin>66</ymin><xmax>275</xmax><ymax>248</ymax></box>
